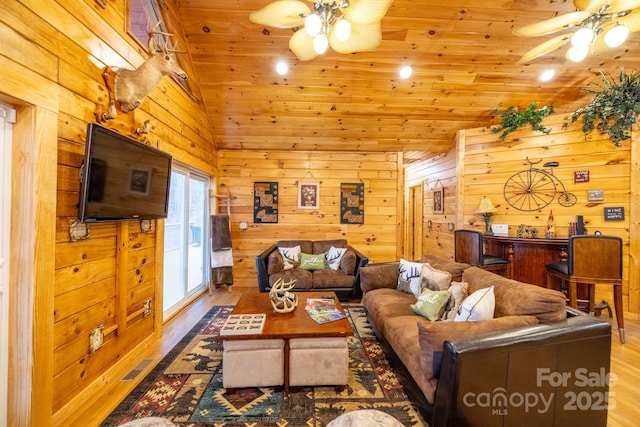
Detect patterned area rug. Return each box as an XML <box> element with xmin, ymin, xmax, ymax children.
<box><xmin>101</xmin><ymin>306</ymin><xmax>428</xmax><ymax>426</ymax></box>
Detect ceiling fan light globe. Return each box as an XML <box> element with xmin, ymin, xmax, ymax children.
<box><xmin>604</xmin><ymin>24</ymin><xmax>629</xmax><ymax>47</ymax></box>
<box><xmin>571</xmin><ymin>27</ymin><xmax>594</xmax><ymax>47</ymax></box>
<box><xmin>334</xmin><ymin>18</ymin><xmax>351</xmax><ymax>41</ymax></box>
<box><xmin>305</xmin><ymin>14</ymin><xmax>322</xmax><ymax>37</ymax></box>
<box><xmin>567</xmin><ymin>45</ymin><xmax>588</xmax><ymax>62</ymax></box>
<box><xmin>313</xmin><ymin>33</ymin><xmax>329</xmax><ymax>54</ymax></box>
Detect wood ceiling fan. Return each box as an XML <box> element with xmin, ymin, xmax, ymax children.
<box><xmin>249</xmin><ymin>0</ymin><xmax>394</xmax><ymax>61</ymax></box>
<box><xmin>515</xmin><ymin>0</ymin><xmax>640</xmax><ymax>64</ymax></box>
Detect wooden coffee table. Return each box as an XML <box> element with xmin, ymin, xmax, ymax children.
<box><xmin>221</xmin><ymin>291</ymin><xmax>353</xmax><ymax>393</ymax></box>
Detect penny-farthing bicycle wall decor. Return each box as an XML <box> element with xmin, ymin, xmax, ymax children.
<box><xmin>503</xmin><ymin>158</ymin><xmax>578</xmax><ymax>212</ymax></box>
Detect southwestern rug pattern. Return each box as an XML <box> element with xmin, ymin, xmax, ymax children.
<box><xmin>101</xmin><ymin>306</ymin><xmax>427</xmax><ymax>426</ymax></box>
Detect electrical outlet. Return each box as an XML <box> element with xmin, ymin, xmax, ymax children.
<box><xmin>89</xmin><ymin>325</ymin><xmax>104</xmax><ymax>354</ymax></box>
<box><xmin>143</xmin><ymin>298</ymin><xmax>152</xmax><ymax>317</ymax></box>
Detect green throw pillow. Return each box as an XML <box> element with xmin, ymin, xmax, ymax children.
<box><xmin>299</xmin><ymin>252</ymin><xmax>327</xmax><ymax>270</ymax></box>
<box><xmin>411</xmin><ymin>288</ymin><xmax>450</xmax><ymax>321</ymax></box>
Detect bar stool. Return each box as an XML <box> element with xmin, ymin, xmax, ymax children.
<box><xmin>454</xmin><ymin>229</ymin><xmax>509</xmax><ymax>277</ymax></box>
<box><xmin>545</xmin><ymin>235</ymin><xmax>625</xmax><ymax>343</ymax></box>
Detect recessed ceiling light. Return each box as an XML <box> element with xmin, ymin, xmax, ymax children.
<box><xmin>399</xmin><ymin>65</ymin><xmax>413</xmax><ymax>79</ymax></box>
<box><xmin>275</xmin><ymin>61</ymin><xmax>288</xmax><ymax>75</ymax></box>
<box><xmin>539</xmin><ymin>69</ymin><xmax>556</xmax><ymax>82</ymax></box>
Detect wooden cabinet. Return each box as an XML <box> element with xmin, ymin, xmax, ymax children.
<box><xmin>483</xmin><ymin>236</ymin><xmax>568</xmax><ymax>287</ymax></box>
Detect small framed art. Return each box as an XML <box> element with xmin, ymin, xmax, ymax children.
<box><xmin>299</xmin><ymin>182</ymin><xmax>320</xmax><ymax>209</ymax></box>
<box><xmin>433</xmin><ymin>188</ymin><xmax>444</xmax><ymax>214</ymax></box>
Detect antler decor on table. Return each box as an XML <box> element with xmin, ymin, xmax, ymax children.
<box><xmin>269</xmin><ymin>278</ymin><xmax>298</xmax><ymax>313</ymax></box>
<box><xmin>101</xmin><ymin>21</ymin><xmax>188</xmax><ymax>121</ymax></box>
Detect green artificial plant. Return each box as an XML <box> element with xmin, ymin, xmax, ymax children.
<box><xmin>565</xmin><ymin>67</ymin><xmax>640</xmax><ymax>146</ymax></box>
<box><xmin>491</xmin><ymin>102</ymin><xmax>555</xmax><ymax>140</ymax></box>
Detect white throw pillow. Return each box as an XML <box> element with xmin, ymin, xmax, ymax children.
<box><xmin>398</xmin><ymin>259</ymin><xmax>424</xmax><ymax>297</ymax></box>
<box><xmin>326</xmin><ymin>246</ymin><xmax>347</xmax><ymax>271</ymax></box>
<box><xmin>278</xmin><ymin>245</ymin><xmax>301</xmax><ymax>270</ymax></box>
<box><xmin>454</xmin><ymin>285</ymin><xmax>495</xmax><ymax>322</ymax></box>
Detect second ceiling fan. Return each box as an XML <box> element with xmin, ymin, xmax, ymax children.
<box><xmin>515</xmin><ymin>0</ymin><xmax>640</xmax><ymax>63</ymax></box>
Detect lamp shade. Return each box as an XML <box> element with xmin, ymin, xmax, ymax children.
<box><xmin>475</xmin><ymin>196</ymin><xmax>497</xmax><ymax>214</ymax></box>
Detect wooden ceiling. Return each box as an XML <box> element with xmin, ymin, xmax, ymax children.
<box><xmin>176</xmin><ymin>0</ymin><xmax>640</xmax><ymax>162</ymax></box>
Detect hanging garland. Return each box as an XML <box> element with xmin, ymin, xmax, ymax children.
<box><xmin>491</xmin><ymin>102</ymin><xmax>555</xmax><ymax>140</ymax></box>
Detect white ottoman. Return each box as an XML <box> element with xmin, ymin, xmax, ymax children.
<box><xmin>222</xmin><ymin>339</ymin><xmax>284</xmax><ymax>388</ymax></box>
<box><xmin>117</xmin><ymin>417</ymin><xmax>176</xmax><ymax>426</ymax></box>
<box><xmin>289</xmin><ymin>337</ymin><xmax>348</xmax><ymax>386</ymax></box>
<box><xmin>327</xmin><ymin>409</ymin><xmax>404</xmax><ymax>427</ymax></box>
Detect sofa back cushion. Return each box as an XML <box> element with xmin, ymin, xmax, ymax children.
<box><xmin>359</xmin><ymin>262</ymin><xmax>400</xmax><ymax>294</ymax></box>
<box><xmin>278</xmin><ymin>240</ymin><xmax>313</xmax><ymax>254</ymax></box>
<box><xmin>312</xmin><ymin>239</ymin><xmax>347</xmax><ymax>254</ymax></box>
<box><xmin>420</xmin><ymin>254</ymin><xmax>470</xmax><ymax>282</ymax></box>
<box><xmin>462</xmin><ymin>267</ymin><xmax>567</xmax><ymax>322</ymax></box>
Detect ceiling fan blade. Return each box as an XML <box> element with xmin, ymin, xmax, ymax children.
<box><xmin>574</xmin><ymin>0</ymin><xmax>640</xmax><ymax>14</ymax></box>
<box><xmin>289</xmin><ymin>29</ymin><xmax>319</xmax><ymax>61</ymax></box>
<box><xmin>514</xmin><ymin>11</ymin><xmax>590</xmax><ymax>37</ymax></box>
<box><xmin>249</xmin><ymin>0</ymin><xmax>310</xmax><ymax>28</ymax></box>
<box><xmin>517</xmin><ymin>34</ymin><xmax>572</xmax><ymax>64</ymax></box>
<box><xmin>341</xmin><ymin>0</ymin><xmax>394</xmax><ymax>24</ymax></box>
<box><xmin>329</xmin><ymin>21</ymin><xmax>382</xmax><ymax>53</ymax></box>
<box><xmin>614</xmin><ymin>8</ymin><xmax>640</xmax><ymax>32</ymax></box>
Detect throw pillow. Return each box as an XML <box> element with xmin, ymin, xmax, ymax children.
<box><xmin>441</xmin><ymin>281</ymin><xmax>469</xmax><ymax>321</ymax></box>
<box><xmin>417</xmin><ymin>315</ymin><xmax>540</xmax><ymax>402</ymax></box>
<box><xmin>278</xmin><ymin>245</ymin><xmax>301</xmax><ymax>270</ymax></box>
<box><xmin>419</xmin><ymin>263</ymin><xmax>452</xmax><ymax>292</ymax></box>
<box><xmin>299</xmin><ymin>252</ymin><xmax>327</xmax><ymax>270</ymax></box>
<box><xmin>411</xmin><ymin>289</ymin><xmax>450</xmax><ymax>321</ymax></box>
<box><xmin>326</xmin><ymin>246</ymin><xmax>347</xmax><ymax>271</ymax></box>
<box><xmin>398</xmin><ymin>259</ymin><xmax>423</xmax><ymax>296</ymax></box>
<box><xmin>454</xmin><ymin>285</ymin><xmax>495</xmax><ymax>321</ymax></box>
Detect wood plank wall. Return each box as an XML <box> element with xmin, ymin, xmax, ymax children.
<box><xmin>1</xmin><ymin>1</ymin><xmax>217</xmax><ymax>425</ymax></box>
<box><xmin>405</xmin><ymin>148</ymin><xmax>459</xmax><ymax>259</ymax></box>
<box><xmin>411</xmin><ymin>113</ymin><xmax>638</xmax><ymax>316</ymax></box>
<box><xmin>217</xmin><ymin>150</ymin><xmax>402</xmax><ymax>287</ymax></box>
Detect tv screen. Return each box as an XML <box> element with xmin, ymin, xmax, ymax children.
<box><xmin>79</xmin><ymin>123</ymin><xmax>172</xmax><ymax>222</ymax></box>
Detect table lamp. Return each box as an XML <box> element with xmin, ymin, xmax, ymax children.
<box><xmin>476</xmin><ymin>196</ymin><xmax>497</xmax><ymax>236</ymax></box>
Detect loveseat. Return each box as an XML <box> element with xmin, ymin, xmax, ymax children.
<box><xmin>360</xmin><ymin>254</ymin><xmax>612</xmax><ymax>427</ymax></box>
<box><xmin>256</xmin><ymin>239</ymin><xmax>368</xmax><ymax>301</ymax></box>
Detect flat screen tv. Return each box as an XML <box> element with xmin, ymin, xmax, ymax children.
<box><xmin>79</xmin><ymin>122</ymin><xmax>172</xmax><ymax>222</ymax></box>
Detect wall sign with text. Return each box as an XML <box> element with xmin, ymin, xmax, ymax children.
<box><xmin>604</xmin><ymin>207</ymin><xmax>624</xmax><ymax>221</ymax></box>
<box><xmin>574</xmin><ymin>170</ymin><xmax>590</xmax><ymax>183</ymax></box>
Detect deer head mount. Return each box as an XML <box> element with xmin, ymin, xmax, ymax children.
<box><xmin>101</xmin><ymin>22</ymin><xmax>187</xmax><ymax>120</ymax></box>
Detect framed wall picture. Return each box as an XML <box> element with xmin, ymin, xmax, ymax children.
<box><xmin>253</xmin><ymin>181</ymin><xmax>278</xmax><ymax>223</ymax></box>
<box><xmin>340</xmin><ymin>182</ymin><xmax>364</xmax><ymax>224</ymax></box>
<box><xmin>433</xmin><ymin>188</ymin><xmax>444</xmax><ymax>214</ymax></box>
<box><xmin>298</xmin><ymin>182</ymin><xmax>319</xmax><ymax>209</ymax></box>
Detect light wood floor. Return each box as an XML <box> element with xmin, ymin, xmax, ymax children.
<box><xmin>84</xmin><ymin>286</ymin><xmax>639</xmax><ymax>427</ymax></box>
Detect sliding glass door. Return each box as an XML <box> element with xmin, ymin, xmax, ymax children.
<box><xmin>163</xmin><ymin>164</ymin><xmax>209</xmax><ymax>316</ymax></box>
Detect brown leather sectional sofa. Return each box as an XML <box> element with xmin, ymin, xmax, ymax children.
<box><xmin>359</xmin><ymin>254</ymin><xmax>612</xmax><ymax>427</ymax></box>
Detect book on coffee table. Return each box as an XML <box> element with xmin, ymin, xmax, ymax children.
<box><xmin>220</xmin><ymin>313</ymin><xmax>266</xmax><ymax>336</ymax></box>
<box><xmin>305</xmin><ymin>297</ymin><xmax>347</xmax><ymax>324</ymax></box>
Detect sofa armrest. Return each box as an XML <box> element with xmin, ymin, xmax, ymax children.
<box><xmin>432</xmin><ymin>310</ymin><xmax>611</xmax><ymax>427</ymax></box>
<box><xmin>350</xmin><ymin>246</ymin><xmax>369</xmax><ymax>299</ymax></box>
<box><xmin>256</xmin><ymin>244</ymin><xmax>277</xmax><ymax>293</ymax></box>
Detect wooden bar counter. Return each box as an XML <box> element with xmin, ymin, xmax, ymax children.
<box><xmin>483</xmin><ymin>235</ymin><xmax>568</xmax><ymax>287</ymax></box>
